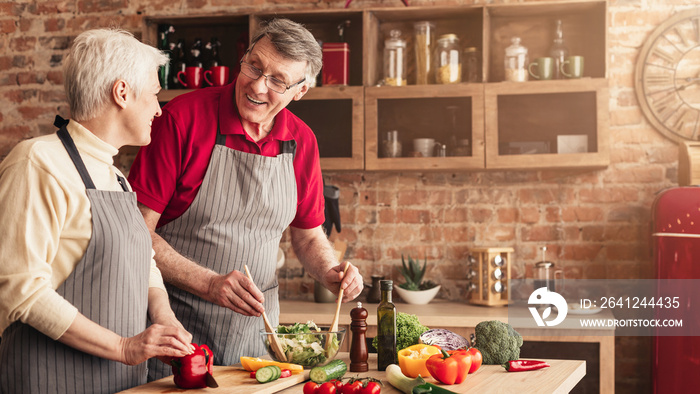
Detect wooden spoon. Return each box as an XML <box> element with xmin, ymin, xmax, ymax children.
<box><xmin>326</xmin><ymin>263</ymin><xmax>350</xmax><ymax>353</ymax></box>
<box><xmin>244</xmin><ymin>265</ymin><xmax>287</xmax><ymax>362</ymax></box>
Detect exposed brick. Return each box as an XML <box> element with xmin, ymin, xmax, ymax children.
<box><xmin>44</xmin><ymin>18</ymin><xmax>66</xmax><ymax>32</ymax></box>
<box><xmin>0</xmin><ymin>19</ymin><xmax>17</xmax><ymax>34</ymax></box>
<box><xmin>77</xmin><ymin>0</ymin><xmax>129</xmax><ymax>14</ymax></box>
<box><xmin>561</xmin><ymin>206</ymin><xmax>605</xmax><ymax>222</ymax></box>
<box><xmin>470</xmin><ymin>208</ymin><xmax>493</xmax><ymax>223</ymax></box>
<box><xmin>522</xmin><ymin>225</ymin><xmax>559</xmax><ymax>242</ymax></box>
<box><xmin>520</xmin><ymin>207</ymin><xmax>540</xmax><ymax>224</ymax></box>
<box><xmin>497</xmin><ymin>207</ymin><xmax>518</xmax><ymax>223</ymax></box>
<box><xmin>38</xmin><ymin>36</ymin><xmax>71</xmax><ymax>50</ymax></box>
<box><xmin>4</xmin><ymin>89</ymin><xmax>38</xmax><ymax>104</ymax></box>
<box><xmin>17</xmin><ymin>105</ymin><xmax>53</xmax><ymax>120</ymax></box>
<box><xmin>579</xmin><ymin>187</ymin><xmax>639</xmax><ymax>203</ymax></box>
<box><xmin>17</xmin><ymin>71</ymin><xmax>46</xmax><ymax>85</ymax></box>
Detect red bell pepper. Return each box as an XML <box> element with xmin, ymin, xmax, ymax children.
<box><xmin>171</xmin><ymin>343</ymin><xmax>215</xmax><ymax>389</ymax></box>
<box><xmin>503</xmin><ymin>359</ymin><xmax>551</xmax><ymax>372</ymax></box>
<box><xmin>425</xmin><ymin>348</ymin><xmax>472</xmax><ymax>385</ymax></box>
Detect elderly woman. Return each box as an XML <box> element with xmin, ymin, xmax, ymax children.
<box><xmin>0</xmin><ymin>29</ymin><xmax>193</xmax><ymax>393</ymax></box>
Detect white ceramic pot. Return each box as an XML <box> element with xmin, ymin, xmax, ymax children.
<box><xmin>395</xmin><ymin>285</ymin><xmax>441</xmax><ymax>305</ymax></box>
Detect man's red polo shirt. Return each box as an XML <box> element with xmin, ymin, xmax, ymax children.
<box><xmin>127</xmin><ymin>81</ymin><xmax>324</xmax><ymax>230</ymax></box>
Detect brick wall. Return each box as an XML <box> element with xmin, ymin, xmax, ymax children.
<box><xmin>1</xmin><ymin>0</ymin><xmax>693</xmax><ymax>391</ymax></box>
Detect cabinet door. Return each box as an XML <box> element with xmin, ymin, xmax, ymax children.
<box><xmin>365</xmin><ymin>84</ymin><xmax>485</xmax><ymax>171</ymax></box>
<box><xmin>484</xmin><ymin>78</ymin><xmax>609</xmax><ymax>170</ymax></box>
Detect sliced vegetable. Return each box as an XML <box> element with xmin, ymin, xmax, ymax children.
<box><xmin>255</xmin><ymin>365</ymin><xmax>282</xmax><ymax>383</ymax></box>
<box><xmin>281</xmin><ymin>369</ymin><xmax>292</xmax><ymax>378</ymax></box>
<box><xmin>425</xmin><ymin>349</ymin><xmax>471</xmax><ymax>385</ymax></box>
<box><xmin>239</xmin><ymin>356</ymin><xmax>304</xmax><ymax>374</ymax></box>
<box><xmin>309</xmin><ymin>359</ymin><xmax>348</xmax><ymax>383</ymax></box>
<box><xmin>398</xmin><ymin>344</ymin><xmax>441</xmax><ymax>378</ymax></box>
<box><xmin>503</xmin><ymin>359</ymin><xmax>551</xmax><ymax>372</ymax></box>
<box><xmin>171</xmin><ymin>343</ymin><xmax>215</xmax><ymax>389</ymax></box>
<box><xmin>385</xmin><ymin>364</ymin><xmax>426</xmax><ymax>394</ymax></box>
<box><xmin>419</xmin><ymin>329</ymin><xmax>470</xmax><ymax>351</ymax></box>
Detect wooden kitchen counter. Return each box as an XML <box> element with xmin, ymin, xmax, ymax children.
<box><xmin>120</xmin><ymin>353</ymin><xmax>585</xmax><ymax>394</ymax></box>
<box><xmin>280</xmin><ymin>300</ymin><xmax>615</xmax><ymax>394</ymax></box>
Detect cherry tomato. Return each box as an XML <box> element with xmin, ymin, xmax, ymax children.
<box><xmin>304</xmin><ymin>381</ymin><xmax>320</xmax><ymax>394</ymax></box>
<box><xmin>318</xmin><ymin>381</ymin><xmax>337</xmax><ymax>394</ymax></box>
<box><xmin>467</xmin><ymin>347</ymin><xmax>483</xmax><ymax>374</ymax></box>
<box><xmin>330</xmin><ymin>379</ymin><xmax>344</xmax><ymax>390</ymax></box>
<box><xmin>280</xmin><ymin>369</ymin><xmax>292</xmax><ymax>378</ymax></box>
<box><xmin>341</xmin><ymin>380</ymin><xmax>363</xmax><ymax>394</ymax></box>
<box><xmin>249</xmin><ymin>371</ymin><xmax>256</xmax><ymax>379</ymax></box>
<box><xmin>360</xmin><ymin>381</ymin><xmax>381</xmax><ymax>394</ymax></box>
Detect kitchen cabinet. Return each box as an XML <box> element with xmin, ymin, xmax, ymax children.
<box><xmin>146</xmin><ymin>0</ymin><xmax>608</xmax><ymax>172</ymax></box>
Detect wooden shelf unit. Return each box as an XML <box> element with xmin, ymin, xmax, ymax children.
<box><xmin>148</xmin><ymin>0</ymin><xmax>609</xmax><ymax>172</ymax></box>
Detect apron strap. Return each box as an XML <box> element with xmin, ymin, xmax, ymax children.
<box><xmin>216</xmin><ymin>121</ymin><xmax>297</xmax><ymax>158</ymax></box>
<box><xmin>55</xmin><ymin>115</ymin><xmax>129</xmax><ymax>192</ymax></box>
<box><xmin>56</xmin><ymin>120</ymin><xmax>96</xmax><ymax>190</ymax></box>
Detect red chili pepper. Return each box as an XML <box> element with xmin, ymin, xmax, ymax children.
<box><xmin>281</xmin><ymin>369</ymin><xmax>292</xmax><ymax>378</ymax></box>
<box><xmin>503</xmin><ymin>359</ymin><xmax>551</xmax><ymax>372</ymax></box>
<box><xmin>425</xmin><ymin>348</ymin><xmax>472</xmax><ymax>385</ymax></box>
<box><xmin>171</xmin><ymin>343</ymin><xmax>215</xmax><ymax>388</ymax></box>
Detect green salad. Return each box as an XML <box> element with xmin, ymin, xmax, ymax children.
<box><xmin>275</xmin><ymin>321</ymin><xmax>340</xmax><ymax>368</ymax></box>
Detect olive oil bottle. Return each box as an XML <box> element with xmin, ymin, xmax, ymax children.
<box><xmin>376</xmin><ymin>280</ymin><xmax>397</xmax><ymax>371</ymax></box>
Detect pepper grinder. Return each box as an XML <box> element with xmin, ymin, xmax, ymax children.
<box><xmin>349</xmin><ymin>301</ymin><xmax>368</xmax><ymax>372</ymax></box>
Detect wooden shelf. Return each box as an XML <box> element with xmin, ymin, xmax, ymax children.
<box><xmin>147</xmin><ymin>0</ymin><xmax>608</xmax><ymax>172</ymax></box>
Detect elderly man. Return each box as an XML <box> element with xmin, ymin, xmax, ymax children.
<box><xmin>127</xmin><ymin>18</ymin><xmax>363</xmax><ymax>379</ymax></box>
<box><xmin>0</xmin><ymin>29</ymin><xmax>193</xmax><ymax>393</ymax></box>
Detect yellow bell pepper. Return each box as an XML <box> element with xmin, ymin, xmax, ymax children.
<box><xmin>239</xmin><ymin>357</ymin><xmax>305</xmax><ymax>374</ymax></box>
<box><xmin>397</xmin><ymin>344</ymin><xmax>441</xmax><ymax>378</ymax></box>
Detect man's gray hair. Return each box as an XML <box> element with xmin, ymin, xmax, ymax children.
<box><xmin>250</xmin><ymin>18</ymin><xmax>323</xmax><ymax>85</ymax></box>
<box><xmin>64</xmin><ymin>28</ymin><xmax>168</xmax><ymax>121</ymax></box>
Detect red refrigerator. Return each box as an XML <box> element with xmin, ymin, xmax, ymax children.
<box><xmin>652</xmin><ymin>186</ymin><xmax>700</xmax><ymax>393</ymax></box>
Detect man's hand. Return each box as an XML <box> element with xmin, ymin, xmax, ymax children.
<box><xmin>206</xmin><ymin>270</ymin><xmax>266</xmax><ymax>316</ymax></box>
<box><xmin>321</xmin><ymin>261</ymin><xmax>363</xmax><ymax>302</ymax></box>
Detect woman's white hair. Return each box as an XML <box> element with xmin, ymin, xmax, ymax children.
<box><xmin>64</xmin><ymin>28</ymin><xmax>168</xmax><ymax>121</ymax></box>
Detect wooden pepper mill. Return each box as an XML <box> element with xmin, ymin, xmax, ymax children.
<box><xmin>349</xmin><ymin>301</ymin><xmax>368</xmax><ymax>372</ymax></box>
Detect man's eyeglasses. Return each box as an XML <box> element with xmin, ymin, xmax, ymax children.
<box><xmin>239</xmin><ymin>60</ymin><xmax>306</xmax><ymax>94</ymax></box>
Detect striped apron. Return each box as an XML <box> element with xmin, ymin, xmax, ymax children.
<box><xmin>148</xmin><ymin>124</ymin><xmax>297</xmax><ymax>380</ymax></box>
<box><xmin>0</xmin><ymin>124</ymin><xmax>151</xmax><ymax>394</ymax></box>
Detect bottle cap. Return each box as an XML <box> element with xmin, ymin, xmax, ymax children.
<box><xmin>380</xmin><ymin>280</ymin><xmax>393</xmax><ymax>291</ymax></box>
<box><xmin>505</xmin><ymin>37</ymin><xmax>528</xmax><ymax>57</ymax></box>
<box><xmin>385</xmin><ymin>30</ymin><xmax>406</xmax><ymax>49</ymax></box>
<box><xmin>437</xmin><ymin>33</ymin><xmax>459</xmax><ymax>43</ymax></box>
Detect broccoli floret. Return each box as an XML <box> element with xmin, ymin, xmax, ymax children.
<box><xmin>372</xmin><ymin>312</ymin><xmax>430</xmax><ymax>352</ymax></box>
<box><xmin>473</xmin><ymin>320</ymin><xmax>523</xmax><ymax>365</ymax></box>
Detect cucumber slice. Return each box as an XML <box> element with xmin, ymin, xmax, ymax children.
<box><xmin>309</xmin><ymin>360</ymin><xmax>348</xmax><ymax>383</ymax></box>
<box><xmin>255</xmin><ymin>365</ymin><xmax>281</xmax><ymax>383</ymax></box>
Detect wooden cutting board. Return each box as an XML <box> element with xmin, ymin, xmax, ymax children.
<box><xmin>116</xmin><ymin>366</ymin><xmax>309</xmax><ymax>394</ymax></box>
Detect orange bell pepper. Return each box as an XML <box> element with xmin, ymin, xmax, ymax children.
<box><xmin>239</xmin><ymin>357</ymin><xmax>304</xmax><ymax>375</ymax></box>
<box><xmin>397</xmin><ymin>344</ymin><xmax>441</xmax><ymax>378</ymax></box>
<box><xmin>425</xmin><ymin>348</ymin><xmax>472</xmax><ymax>385</ymax></box>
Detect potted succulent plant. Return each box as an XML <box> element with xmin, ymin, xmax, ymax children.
<box><xmin>394</xmin><ymin>255</ymin><xmax>441</xmax><ymax>304</ymax></box>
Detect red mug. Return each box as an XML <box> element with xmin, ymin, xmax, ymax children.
<box><xmin>205</xmin><ymin>66</ymin><xmax>230</xmax><ymax>87</ymax></box>
<box><xmin>177</xmin><ymin>66</ymin><xmax>204</xmax><ymax>89</ymax></box>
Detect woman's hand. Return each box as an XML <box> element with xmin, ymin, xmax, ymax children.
<box><xmin>119</xmin><ymin>324</ymin><xmax>194</xmax><ymax>366</ymax></box>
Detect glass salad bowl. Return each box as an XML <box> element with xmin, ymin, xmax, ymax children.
<box><xmin>259</xmin><ymin>323</ymin><xmax>346</xmax><ymax>368</ymax></box>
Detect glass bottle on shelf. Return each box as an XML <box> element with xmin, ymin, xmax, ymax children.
<box><xmin>549</xmin><ymin>20</ymin><xmax>569</xmax><ymax>80</ymax></box>
<box><xmin>413</xmin><ymin>21</ymin><xmax>436</xmax><ymax>85</ymax></box>
<box><xmin>434</xmin><ymin>34</ymin><xmax>462</xmax><ymax>84</ymax></box>
<box><xmin>171</xmin><ymin>39</ymin><xmax>187</xmax><ymax>89</ymax></box>
<box><xmin>504</xmin><ymin>37</ymin><xmax>528</xmax><ymax>82</ymax></box>
<box><xmin>189</xmin><ymin>37</ymin><xmax>203</xmax><ymax>68</ymax></box>
<box><xmin>157</xmin><ymin>25</ymin><xmax>174</xmax><ymax>89</ymax></box>
<box><xmin>376</xmin><ymin>280</ymin><xmax>397</xmax><ymax>371</ymax></box>
<box><xmin>463</xmin><ymin>47</ymin><xmax>481</xmax><ymax>83</ymax></box>
<box><xmin>383</xmin><ymin>30</ymin><xmax>407</xmax><ymax>86</ymax></box>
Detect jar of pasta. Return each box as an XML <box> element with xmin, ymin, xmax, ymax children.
<box><xmin>434</xmin><ymin>34</ymin><xmax>462</xmax><ymax>84</ymax></box>
<box><xmin>413</xmin><ymin>21</ymin><xmax>435</xmax><ymax>85</ymax></box>
<box><xmin>383</xmin><ymin>29</ymin><xmax>407</xmax><ymax>86</ymax></box>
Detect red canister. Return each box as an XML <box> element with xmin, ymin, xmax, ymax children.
<box><xmin>322</xmin><ymin>42</ymin><xmax>349</xmax><ymax>86</ymax></box>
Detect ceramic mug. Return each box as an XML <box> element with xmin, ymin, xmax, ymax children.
<box><xmin>205</xmin><ymin>65</ymin><xmax>230</xmax><ymax>87</ymax></box>
<box><xmin>413</xmin><ymin>138</ymin><xmax>436</xmax><ymax>157</ymax></box>
<box><xmin>561</xmin><ymin>56</ymin><xmax>584</xmax><ymax>79</ymax></box>
<box><xmin>528</xmin><ymin>57</ymin><xmax>554</xmax><ymax>80</ymax></box>
<box><xmin>177</xmin><ymin>66</ymin><xmax>204</xmax><ymax>89</ymax></box>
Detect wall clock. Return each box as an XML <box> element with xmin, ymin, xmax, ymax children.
<box><xmin>635</xmin><ymin>8</ymin><xmax>700</xmax><ymax>143</ymax></box>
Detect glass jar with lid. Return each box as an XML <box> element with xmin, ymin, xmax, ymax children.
<box><xmin>504</xmin><ymin>37</ymin><xmax>528</xmax><ymax>82</ymax></box>
<box><xmin>434</xmin><ymin>34</ymin><xmax>462</xmax><ymax>84</ymax></box>
<box><xmin>383</xmin><ymin>29</ymin><xmax>407</xmax><ymax>86</ymax></box>
<box><xmin>413</xmin><ymin>21</ymin><xmax>436</xmax><ymax>85</ymax></box>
